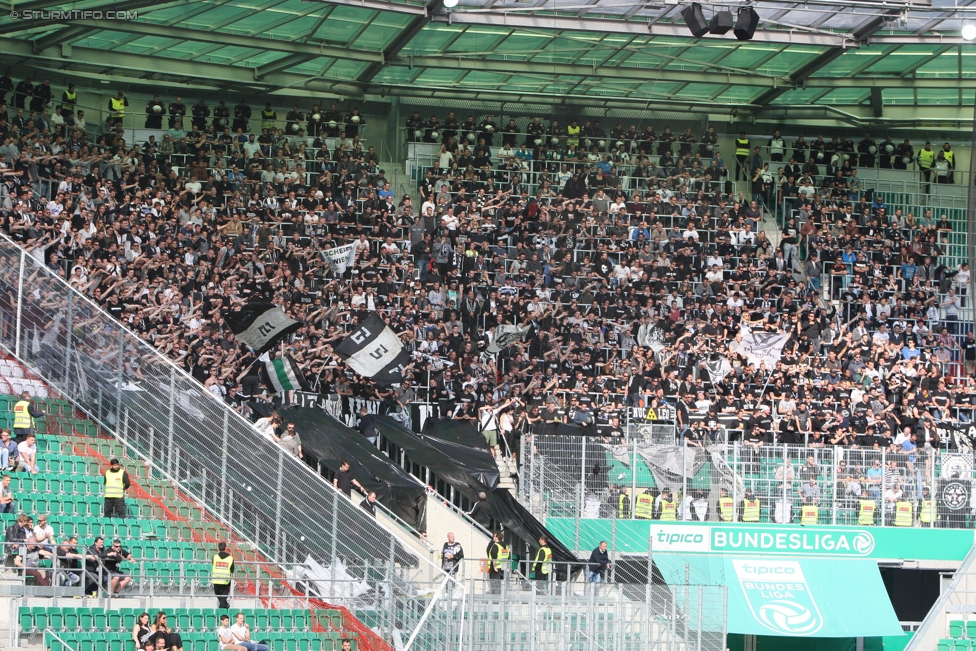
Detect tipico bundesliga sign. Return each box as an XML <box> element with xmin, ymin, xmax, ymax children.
<box><xmin>652</xmin><ymin>524</ymin><xmax>876</xmax><ymax>556</ymax></box>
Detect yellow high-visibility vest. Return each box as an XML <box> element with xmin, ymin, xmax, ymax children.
<box><xmin>535</xmin><ymin>546</ymin><xmax>552</xmax><ymax>575</ymax></box>
<box><xmin>918</xmin><ymin>148</ymin><xmax>935</xmax><ymax>169</ymax></box>
<box><xmin>566</xmin><ymin>125</ymin><xmax>581</xmax><ymax>147</ymax></box>
<box><xmin>212</xmin><ymin>554</ymin><xmax>233</xmax><ymax>585</ymax></box>
<box><xmin>659</xmin><ymin>498</ymin><xmax>677</xmax><ymax>521</ymax></box>
<box><xmin>943</xmin><ymin>150</ymin><xmax>954</xmax><ymax>167</ymax></box>
<box><xmin>919</xmin><ymin>500</ymin><xmax>936</xmax><ymax>523</ymax></box>
<box><xmin>104</xmin><ymin>468</ymin><xmax>125</xmax><ymax>499</ymax></box>
<box><xmin>12</xmin><ymin>400</ymin><xmax>32</xmax><ymax>429</ymax></box>
<box><xmin>261</xmin><ymin>109</ymin><xmax>276</xmax><ymax>130</ymax></box>
<box><xmin>735</xmin><ymin>138</ymin><xmax>750</xmax><ymax>157</ymax></box>
<box><xmin>61</xmin><ymin>90</ymin><xmax>77</xmax><ymax>111</ymax></box>
<box><xmin>858</xmin><ymin>500</ymin><xmax>876</xmax><ymax>526</ymax></box>
<box><xmin>800</xmin><ymin>505</ymin><xmax>818</xmax><ymax>525</ymax></box>
<box><xmin>490</xmin><ymin>543</ymin><xmax>510</xmax><ymax>572</ymax></box>
<box><xmin>110</xmin><ymin>97</ymin><xmax>126</xmax><ymax>119</ymax></box>
<box><xmin>634</xmin><ymin>494</ymin><xmax>654</xmax><ymax>519</ymax></box>
<box><xmin>618</xmin><ymin>493</ymin><xmax>630</xmax><ymax>519</ymax></box>
<box><xmin>894</xmin><ymin>501</ymin><xmax>913</xmax><ymax>527</ymax></box>
<box><xmin>742</xmin><ymin>498</ymin><xmax>760</xmax><ymax>522</ymax></box>
<box><xmin>718</xmin><ymin>497</ymin><xmax>735</xmax><ymax>522</ymax></box>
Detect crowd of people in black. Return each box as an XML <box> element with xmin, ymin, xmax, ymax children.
<box><xmin>0</xmin><ymin>78</ymin><xmax>973</xmax><ymax>468</ymax></box>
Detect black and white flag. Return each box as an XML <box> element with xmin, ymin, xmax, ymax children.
<box><xmin>224</xmin><ymin>301</ymin><xmax>302</xmax><ymax>354</ymax></box>
<box><xmin>320</xmin><ymin>244</ymin><xmax>357</xmax><ymax>275</ymax></box>
<box><xmin>486</xmin><ymin>324</ymin><xmax>531</xmax><ymax>354</ymax></box>
<box><xmin>733</xmin><ymin>326</ymin><xmax>790</xmax><ymax>367</ymax></box>
<box><xmin>335</xmin><ymin>312</ymin><xmax>410</xmax><ymax>386</ymax></box>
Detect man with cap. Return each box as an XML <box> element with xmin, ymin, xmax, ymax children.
<box><xmin>103</xmin><ymin>458</ymin><xmax>131</xmax><ymax>519</ymax></box>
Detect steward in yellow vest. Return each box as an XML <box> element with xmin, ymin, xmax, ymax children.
<box><xmin>261</xmin><ymin>103</ymin><xmax>277</xmax><ymax>131</ymax></box>
<box><xmin>741</xmin><ymin>490</ymin><xmax>761</xmax><ymax>522</ymax></box>
<box><xmin>918</xmin><ymin>142</ymin><xmax>935</xmax><ymax>169</ymax></box>
<box><xmin>800</xmin><ymin>503</ymin><xmax>818</xmax><ymax>525</ymax></box>
<box><xmin>109</xmin><ymin>92</ymin><xmax>128</xmax><ymax>126</ymax></box>
<box><xmin>487</xmin><ymin>532</ymin><xmax>510</xmax><ymax>577</ymax></box>
<box><xmin>858</xmin><ymin>499</ymin><xmax>876</xmax><ymax>525</ymax></box>
<box><xmin>893</xmin><ymin>501</ymin><xmax>914</xmax><ymax>527</ymax></box>
<box><xmin>657</xmin><ymin>489</ymin><xmax>677</xmax><ymax>521</ymax></box>
<box><xmin>61</xmin><ymin>85</ymin><xmax>77</xmax><ymax>112</ymax></box>
<box><xmin>533</xmin><ymin>535</ymin><xmax>552</xmax><ymax>580</ymax></box>
<box><xmin>634</xmin><ymin>491</ymin><xmax>654</xmax><ymax>520</ymax></box>
<box><xmin>735</xmin><ymin>133</ymin><xmax>750</xmax><ymax>157</ymax></box>
<box><xmin>12</xmin><ymin>391</ymin><xmax>44</xmax><ymax>435</ymax></box>
<box><xmin>566</xmin><ymin>122</ymin><xmax>581</xmax><ymax>148</ymax></box>
<box><xmin>103</xmin><ymin>458</ymin><xmax>131</xmax><ymax>519</ymax></box>
<box><xmin>618</xmin><ymin>490</ymin><xmax>631</xmax><ymax>519</ymax></box>
<box><xmin>212</xmin><ymin>541</ymin><xmax>235</xmax><ymax>608</ymax></box>
<box><xmin>718</xmin><ymin>489</ymin><xmax>736</xmax><ymax>522</ymax></box>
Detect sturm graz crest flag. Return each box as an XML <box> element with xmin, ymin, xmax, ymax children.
<box><xmin>335</xmin><ymin>312</ymin><xmax>410</xmax><ymax>386</ymax></box>
<box><xmin>224</xmin><ymin>301</ymin><xmax>302</xmax><ymax>354</ymax></box>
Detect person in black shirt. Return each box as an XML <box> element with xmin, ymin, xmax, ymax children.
<box><xmin>467</xmin><ymin>492</ymin><xmax>493</xmax><ymax>529</ymax></box>
<box><xmin>360</xmin><ymin>491</ymin><xmax>378</xmax><ymax>517</ymax></box>
<box><xmin>333</xmin><ymin>460</ymin><xmax>367</xmax><ymax>498</ymax></box>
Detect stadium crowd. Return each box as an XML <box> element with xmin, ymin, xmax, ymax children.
<box><xmin>0</xmin><ymin>80</ymin><xmax>973</xmax><ymax>464</ymax></box>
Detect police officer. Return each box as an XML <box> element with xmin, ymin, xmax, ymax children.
<box><xmin>12</xmin><ymin>392</ymin><xmax>44</xmax><ymax>439</ymax></box>
<box><xmin>212</xmin><ymin>541</ymin><xmax>235</xmax><ymax>609</ymax></box>
<box><xmin>532</xmin><ymin>535</ymin><xmax>552</xmax><ymax>582</ymax></box>
<box><xmin>486</xmin><ymin>531</ymin><xmax>509</xmax><ymax>593</ymax></box>
<box><xmin>103</xmin><ymin>458</ymin><xmax>130</xmax><ymax>519</ymax></box>
<box><xmin>145</xmin><ymin>95</ymin><xmax>164</xmax><ymax>129</ymax></box>
<box><xmin>168</xmin><ymin>96</ymin><xmax>187</xmax><ymax>129</ymax></box>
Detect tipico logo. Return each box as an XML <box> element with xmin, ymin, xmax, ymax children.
<box><xmin>733</xmin><ymin>559</ymin><xmax>824</xmax><ymax>636</ymax></box>
<box><xmin>758</xmin><ymin>600</ymin><xmax>822</xmax><ymax>635</ymax></box>
<box><xmin>852</xmin><ymin>532</ymin><xmax>875</xmax><ymax>555</ymax></box>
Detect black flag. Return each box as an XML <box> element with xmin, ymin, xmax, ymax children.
<box><xmin>335</xmin><ymin>312</ymin><xmax>410</xmax><ymax>386</ymax></box>
<box><xmin>224</xmin><ymin>301</ymin><xmax>301</xmax><ymax>354</ymax></box>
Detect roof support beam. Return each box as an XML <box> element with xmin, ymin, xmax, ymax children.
<box><xmin>427</xmin><ymin>11</ymin><xmax>854</xmax><ymax>48</ymax></box>
<box><xmin>356</xmin><ymin>0</ymin><xmax>443</xmax><ymax>83</ymax></box>
<box><xmin>313</xmin><ymin>0</ymin><xmax>427</xmax><ymax>15</ymax></box>
<box><xmin>39</xmin><ymin>18</ymin><xmax>384</xmax><ymax>63</ymax></box>
<box><xmin>389</xmin><ymin>55</ymin><xmax>793</xmax><ymax>87</ymax></box>
<box><xmin>254</xmin><ymin>53</ymin><xmax>319</xmax><ymax>80</ymax></box>
<box><xmin>750</xmin><ymin>13</ymin><xmax>889</xmax><ymax>106</ymax></box>
<box><xmin>0</xmin><ymin>36</ymin><xmax>363</xmax><ymax>96</ymax></box>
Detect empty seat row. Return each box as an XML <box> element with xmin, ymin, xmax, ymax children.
<box><xmin>949</xmin><ymin>620</ymin><xmax>976</xmax><ymax>639</ymax></box>
<box><xmin>44</xmin><ymin>632</ymin><xmax>355</xmax><ymax>651</ymax></box>
<box><xmin>24</xmin><ymin>606</ymin><xmax>337</xmax><ymax>634</ymax></box>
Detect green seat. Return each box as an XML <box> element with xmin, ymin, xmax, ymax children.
<box><xmin>294</xmin><ymin>611</ymin><xmax>308</xmax><ymax>631</ymax></box>
<box><xmin>106</xmin><ymin>611</ymin><xmax>122</xmax><ymax>630</ymax></box>
<box><xmin>190</xmin><ymin>608</ymin><xmax>206</xmax><ymax>632</ymax></box>
<box><xmin>951</xmin><ymin>621</ymin><xmax>965</xmax><ymax>638</ymax></box>
<box><xmin>92</xmin><ymin>610</ymin><xmax>107</xmax><ymax>631</ymax></box>
<box><xmin>64</xmin><ymin>610</ymin><xmax>80</xmax><ymax>632</ymax></box>
<box><xmin>967</xmin><ymin>621</ymin><xmax>976</xmax><ymax>639</ymax></box>
<box><xmin>78</xmin><ymin>608</ymin><xmax>94</xmax><ymax>631</ymax></box>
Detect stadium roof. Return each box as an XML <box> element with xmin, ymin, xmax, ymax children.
<box><xmin>2</xmin><ymin>0</ymin><xmax>975</xmax><ymax>111</ymax></box>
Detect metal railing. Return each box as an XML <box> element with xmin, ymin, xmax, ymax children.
<box><xmin>0</xmin><ymin>233</ymin><xmax>462</xmax><ymax>651</ymax></box>
<box><xmin>524</xmin><ymin>437</ymin><xmax>975</xmax><ymax>533</ymax></box>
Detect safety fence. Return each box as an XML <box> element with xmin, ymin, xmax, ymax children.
<box><xmin>0</xmin><ymin>233</ymin><xmax>463</xmax><ymax>651</ymax></box>
<box><xmin>522</xmin><ymin>436</ymin><xmax>976</xmax><ymax>533</ymax></box>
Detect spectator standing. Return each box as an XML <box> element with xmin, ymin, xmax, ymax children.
<box><xmin>333</xmin><ymin>460</ymin><xmax>368</xmax><ymax>498</ymax></box>
<box><xmin>441</xmin><ymin>532</ymin><xmax>463</xmax><ymax>576</ymax></box>
<box><xmin>277</xmin><ymin>422</ymin><xmax>303</xmax><ymax>459</ymax></box>
<box><xmin>588</xmin><ymin>541</ymin><xmax>610</xmax><ymax>595</ymax></box>
<box><xmin>359</xmin><ymin>491</ymin><xmax>378</xmax><ymax>517</ymax></box>
<box><xmin>355</xmin><ymin>407</ymin><xmax>378</xmax><ymax>445</ymax></box>
<box><xmin>103</xmin><ymin>457</ymin><xmax>131</xmax><ymax>518</ymax></box>
<box><xmin>467</xmin><ymin>491</ymin><xmax>493</xmax><ymax>529</ymax></box>
<box><xmin>12</xmin><ymin>391</ymin><xmax>45</xmax><ymax>439</ymax></box>
<box><xmin>212</xmin><ymin>541</ymin><xmax>235</xmax><ymax>609</ymax></box>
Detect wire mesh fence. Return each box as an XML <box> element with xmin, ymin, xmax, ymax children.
<box><xmin>523</xmin><ymin>434</ymin><xmax>974</xmax><ymax>532</ymax></box>
<box><xmin>0</xmin><ymin>236</ymin><xmax>462</xmax><ymax>651</ymax></box>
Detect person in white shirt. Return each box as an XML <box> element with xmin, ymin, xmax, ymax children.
<box><xmin>17</xmin><ymin>434</ymin><xmax>38</xmax><ymax>474</ymax></box>
<box><xmin>229</xmin><ymin>613</ymin><xmax>269</xmax><ymax>651</ymax></box>
<box><xmin>217</xmin><ymin>614</ymin><xmax>248</xmax><ymax>651</ymax></box>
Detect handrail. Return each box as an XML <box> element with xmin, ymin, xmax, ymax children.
<box><xmin>904</xmin><ymin>542</ymin><xmax>976</xmax><ymax>650</ymax></box>
<box><xmin>42</xmin><ymin>628</ymin><xmax>79</xmax><ymax>651</ymax></box>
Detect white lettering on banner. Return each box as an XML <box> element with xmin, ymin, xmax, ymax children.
<box><xmin>650</xmin><ymin>525</ymin><xmax>711</xmax><ymax>552</ymax></box>
<box><xmin>351</xmin><ymin>327</ymin><xmax>372</xmax><ymax>345</ymax></box>
<box><xmin>733</xmin><ymin>559</ymin><xmax>823</xmax><ymax>636</ymax></box>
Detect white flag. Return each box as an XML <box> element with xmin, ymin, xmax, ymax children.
<box><xmin>320</xmin><ymin>244</ymin><xmax>357</xmax><ymax>275</ymax></box>
<box><xmin>487</xmin><ymin>324</ymin><xmax>530</xmax><ymax>354</ymax></box>
<box><xmin>734</xmin><ymin>327</ymin><xmax>789</xmax><ymax>367</ymax></box>
<box><xmin>704</xmin><ymin>357</ymin><xmax>733</xmax><ymax>384</ymax></box>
